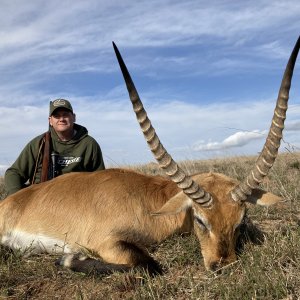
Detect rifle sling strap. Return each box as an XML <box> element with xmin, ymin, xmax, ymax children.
<box><xmin>41</xmin><ymin>131</ymin><xmax>51</xmax><ymax>182</ymax></box>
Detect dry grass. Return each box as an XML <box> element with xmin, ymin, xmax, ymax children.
<box><xmin>0</xmin><ymin>152</ymin><xmax>299</xmax><ymax>299</ymax></box>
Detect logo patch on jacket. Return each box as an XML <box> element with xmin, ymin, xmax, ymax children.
<box><xmin>58</xmin><ymin>156</ymin><xmax>82</xmax><ymax>166</ymax></box>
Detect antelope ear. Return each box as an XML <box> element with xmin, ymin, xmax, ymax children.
<box><xmin>246</xmin><ymin>188</ymin><xmax>283</xmax><ymax>206</ymax></box>
<box><xmin>151</xmin><ymin>191</ymin><xmax>193</xmax><ymax>216</ymax></box>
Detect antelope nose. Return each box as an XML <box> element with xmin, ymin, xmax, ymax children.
<box><xmin>209</xmin><ymin>262</ymin><xmax>220</xmax><ymax>272</ymax></box>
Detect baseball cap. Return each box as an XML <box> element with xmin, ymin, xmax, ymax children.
<box><xmin>49</xmin><ymin>99</ymin><xmax>73</xmax><ymax>116</ymax></box>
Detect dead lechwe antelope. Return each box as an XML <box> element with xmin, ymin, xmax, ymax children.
<box><xmin>1</xmin><ymin>37</ymin><xmax>299</xmax><ymax>275</ymax></box>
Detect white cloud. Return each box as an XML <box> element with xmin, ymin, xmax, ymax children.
<box><xmin>1</xmin><ymin>1</ymin><xmax>299</xmax><ymax>74</ymax></box>
<box><xmin>0</xmin><ymin>0</ymin><xmax>299</xmax><ymax>99</ymax></box>
<box><xmin>193</xmin><ymin>130</ymin><xmax>267</xmax><ymax>151</ymax></box>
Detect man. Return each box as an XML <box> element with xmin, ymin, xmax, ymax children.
<box><xmin>5</xmin><ymin>99</ymin><xmax>105</xmax><ymax>196</ymax></box>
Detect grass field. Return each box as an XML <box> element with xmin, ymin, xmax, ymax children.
<box><xmin>0</xmin><ymin>152</ymin><xmax>299</xmax><ymax>299</ymax></box>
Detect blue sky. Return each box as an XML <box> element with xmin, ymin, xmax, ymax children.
<box><xmin>0</xmin><ymin>0</ymin><xmax>300</xmax><ymax>174</ymax></box>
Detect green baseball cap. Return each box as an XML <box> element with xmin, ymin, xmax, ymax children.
<box><xmin>49</xmin><ymin>99</ymin><xmax>73</xmax><ymax>116</ymax></box>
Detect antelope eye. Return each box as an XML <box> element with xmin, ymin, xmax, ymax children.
<box><xmin>194</xmin><ymin>216</ymin><xmax>206</xmax><ymax>230</ymax></box>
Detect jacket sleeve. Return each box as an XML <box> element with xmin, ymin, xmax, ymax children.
<box><xmin>4</xmin><ymin>137</ymin><xmax>41</xmax><ymax>195</ymax></box>
<box><xmin>92</xmin><ymin>141</ymin><xmax>105</xmax><ymax>171</ymax></box>
<box><xmin>84</xmin><ymin>137</ymin><xmax>105</xmax><ymax>171</ymax></box>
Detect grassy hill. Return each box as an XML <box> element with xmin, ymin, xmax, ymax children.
<box><xmin>0</xmin><ymin>152</ymin><xmax>299</xmax><ymax>299</ymax></box>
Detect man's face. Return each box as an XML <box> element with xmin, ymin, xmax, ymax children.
<box><xmin>49</xmin><ymin>108</ymin><xmax>75</xmax><ymax>134</ymax></box>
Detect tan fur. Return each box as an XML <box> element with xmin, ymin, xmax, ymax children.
<box><xmin>0</xmin><ymin>168</ymin><xmax>281</xmax><ymax>271</ymax></box>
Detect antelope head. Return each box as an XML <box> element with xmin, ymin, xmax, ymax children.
<box><xmin>113</xmin><ymin>37</ymin><xmax>300</xmax><ymax>271</ymax></box>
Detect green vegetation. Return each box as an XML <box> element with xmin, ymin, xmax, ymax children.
<box><xmin>0</xmin><ymin>153</ymin><xmax>299</xmax><ymax>299</ymax></box>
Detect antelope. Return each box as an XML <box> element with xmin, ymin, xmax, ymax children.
<box><xmin>0</xmin><ymin>37</ymin><xmax>299</xmax><ymax>275</ymax></box>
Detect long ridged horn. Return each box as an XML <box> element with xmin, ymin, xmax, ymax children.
<box><xmin>113</xmin><ymin>42</ymin><xmax>212</xmax><ymax>207</ymax></box>
<box><xmin>231</xmin><ymin>36</ymin><xmax>300</xmax><ymax>202</ymax></box>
